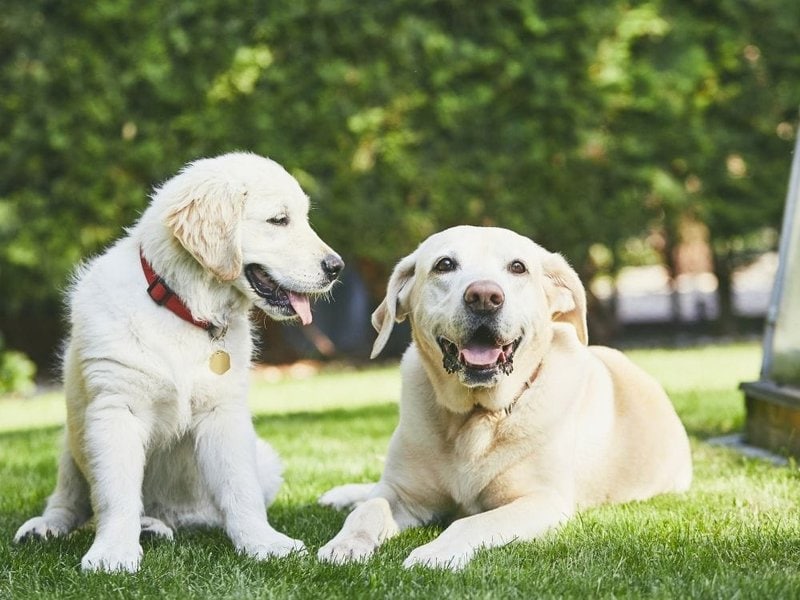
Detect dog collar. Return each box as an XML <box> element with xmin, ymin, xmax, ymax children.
<box><xmin>473</xmin><ymin>360</ymin><xmax>544</xmax><ymax>417</ymax></box>
<box><xmin>507</xmin><ymin>360</ymin><xmax>544</xmax><ymax>414</ymax></box>
<box><xmin>139</xmin><ymin>248</ymin><xmax>212</xmax><ymax>332</ymax></box>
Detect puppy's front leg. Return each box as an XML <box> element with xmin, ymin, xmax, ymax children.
<box><xmin>403</xmin><ymin>492</ymin><xmax>573</xmax><ymax>570</ymax></box>
<box><xmin>318</xmin><ymin>483</ymin><xmax>422</xmax><ymax>564</ymax></box>
<box><xmin>194</xmin><ymin>406</ymin><xmax>305</xmax><ymax>559</ymax></box>
<box><xmin>80</xmin><ymin>400</ymin><xmax>150</xmax><ymax>573</ymax></box>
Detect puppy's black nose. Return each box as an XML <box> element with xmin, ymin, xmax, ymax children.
<box><xmin>464</xmin><ymin>280</ymin><xmax>504</xmax><ymax>314</ymax></box>
<box><xmin>321</xmin><ymin>254</ymin><xmax>344</xmax><ymax>281</ymax></box>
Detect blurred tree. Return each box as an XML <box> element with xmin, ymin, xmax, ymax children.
<box><xmin>0</xmin><ymin>0</ymin><xmax>263</xmax><ymax>365</ymax></box>
<box><xmin>594</xmin><ymin>0</ymin><xmax>799</xmax><ymax>331</ymax></box>
<box><xmin>685</xmin><ymin>0</ymin><xmax>800</xmax><ymax>333</ymax></box>
<box><xmin>248</xmin><ymin>1</ymin><xmax>655</xmax><ymax>297</ymax></box>
<box><xmin>1</xmin><ymin>0</ymin><xmax>798</xmax><ymax>368</ymax></box>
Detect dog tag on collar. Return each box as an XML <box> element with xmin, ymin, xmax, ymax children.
<box><xmin>209</xmin><ymin>350</ymin><xmax>231</xmax><ymax>375</ymax></box>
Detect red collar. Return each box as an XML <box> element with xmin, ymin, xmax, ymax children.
<box><xmin>140</xmin><ymin>249</ymin><xmax>212</xmax><ymax>332</ymax></box>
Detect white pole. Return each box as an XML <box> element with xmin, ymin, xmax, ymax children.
<box><xmin>761</xmin><ymin>124</ymin><xmax>800</xmax><ymax>380</ymax></box>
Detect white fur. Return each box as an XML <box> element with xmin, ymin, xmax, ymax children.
<box><xmin>15</xmin><ymin>152</ymin><xmax>341</xmax><ymax>573</ymax></box>
<box><xmin>318</xmin><ymin>226</ymin><xmax>692</xmax><ymax>570</ymax></box>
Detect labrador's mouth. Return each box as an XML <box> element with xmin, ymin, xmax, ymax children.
<box><xmin>244</xmin><ymin>264</ymin><xmax>313</xmax><ymax>325</ymax></box>
<box><xmin>437</xmin><ymin>325</ymin><xmax>521</xmax><ymax>378</ymax></box>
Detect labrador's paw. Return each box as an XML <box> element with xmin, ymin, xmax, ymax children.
<box><xmin>318</xmin><ymin>535</ymin><xmax>377</xmax><ymax>564</ymax></box>
<box><xmin>240</xmin><ymin>534</ymin><xmax>307</xmax><ymax>560</ymax></box>
<box><xmin>403</xmin><ymin>541</ymin><xmax>474</xmax><ymax>571</ymax></box>
<box><xmin>318</xmin><ymin>483</ymin><xmax>375</xmax><ymax>511</ymax></box>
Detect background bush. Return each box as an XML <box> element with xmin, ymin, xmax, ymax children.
<box><xmin>0</xmin><ymin>334</ymin><xmax>36</xmax><ymax>395</ymax></box>
<box><xmin>1</xmin><ymin>0</ymin><xmax>798</xmax><ymax>370</ymax></box>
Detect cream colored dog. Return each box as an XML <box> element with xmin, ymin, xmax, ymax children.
<box><xmin>14</xmin><ymin>152</ymin><xmax>343</xmax><ymax>572</ymax></box>
<box><xmin>318</xmin><ymin>226</ymin><xmax>691</xmax><ymax>570</ymax></box>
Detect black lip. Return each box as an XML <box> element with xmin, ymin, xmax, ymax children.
<box><xmin>437</xmin><ymin>326</ymin><xmax>522</xmax><ymax>378</ymax></box>
<box><xmin>244</xmin><ymin>264</ymin><xmax>295</xmax><ymax>313</ymax></box>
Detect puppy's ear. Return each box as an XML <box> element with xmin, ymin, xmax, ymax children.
<box><xmin>370</xmin><ymin>251</ymin><xmax>418</xmax><ymax>359</ymax></box>
<box><xmin>542</xmin><ymin>252</ymin><xmax>588</xmax><ymax>345</ymax></box>
<box><xmin>164</xmin><ymin>177</ymin><xmax>246</xmax><ymax>281</ymax></box>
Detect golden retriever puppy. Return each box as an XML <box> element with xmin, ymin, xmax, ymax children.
<box><xmin>15</xmin><ymin>152</ymin><xmax>343</xmax><ymax>572</ymax></box>
<box><xmin>318</xmin><ymin>226</ymin><xmax>690</xmax><ymax>570</ymax></box>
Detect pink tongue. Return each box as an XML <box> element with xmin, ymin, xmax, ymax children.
<box><xmin>460</xmin><ymin>345</ymin><xmax>502</xmax><ymax>367</ymax></box>
<box><xmin>288</xmin><ymin>292</ymin><xmax>312</xmax><ymax>326</ymax></box>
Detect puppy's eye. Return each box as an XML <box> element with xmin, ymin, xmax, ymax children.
<box><xmin>267</xmin><ymin>216</ymin><xmax>289</xmax><ymax>226</ymax></box>
<box><xmin>509</xmin><ymin>260</ymin><xmax>527</xmax><ymax>275</ymax></box>
<box><xmin>433</xmin><ymin>257</ymin><xmax>458</xmax><ymax>273</ymax></box>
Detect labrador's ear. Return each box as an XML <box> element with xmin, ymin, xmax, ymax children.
<box><xmin>370</xmin><ymin>251</ymin><xmax>418</xmax><ymax>359</ymax></box>
<box><xmin>163</xmin><ymin>173</ymin><xmax>246</xmax><ymax>281</ymax></box>
<box><xmin>542</xmin><ymin>252</ymin><xmax>588</xmax><ymax>345</ymax></box>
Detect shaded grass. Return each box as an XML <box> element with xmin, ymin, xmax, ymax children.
<box><xmin>3</xmin><ymin>342</ymin><xmax>800</xmax><ymax>599</ymax></box>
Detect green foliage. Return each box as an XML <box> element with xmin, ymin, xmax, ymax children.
<box><xmin>0</xmin><ymin>352</ymin><xmax>36</xmax><ymax>396</ymax></box>
<box><xmin>0</xmin><ymin>335</ymin><xmax>36</xmax><ymax>396</ymax></box>
<box><xmin>1</xmin><ymin>0</ymin><xmax>798</xmax><ymax>350</ymax></box>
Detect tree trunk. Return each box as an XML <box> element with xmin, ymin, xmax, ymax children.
<box><xmin>662</xmin><ymin>218</ymin><xmax>682</xmax><ymax>326</ymax></box>
<box><xmin>712</xmin><ymin>246</ymin><xmax>736</xmax><ymax>335</ymax></box>
<box><xmin>585</xmin><ymin>287</ymin><xmax>617</xmax><ymax>345</ymax></box>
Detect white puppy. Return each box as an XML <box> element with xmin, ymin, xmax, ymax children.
<box><xmin>15</xmin><ymin>152</ymin><xmax>344</xmax><ymax>573</ymax></box>
<box><xmin>318</xmin><ymin>226</ymin><xmax>691</xmax><ymax>570</ymax></box>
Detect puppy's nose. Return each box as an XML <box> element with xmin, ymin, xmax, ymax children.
<box><xmin>321</xmin><ymin>254</ymin><xmax>345</xmax><ymax>281</ymax></box>
<box><xmin>463</xmin><ymin>280</ymin><xmax>505</xmax><ymax>314</ymax></box>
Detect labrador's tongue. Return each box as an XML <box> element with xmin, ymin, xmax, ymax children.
<box><xmin>288</xmin><ymin>292</ymin><xmax>312</xmax><ymax>326</ymax></box>
<box><xmin>460</xmin><ymin>344</ymin><xmax>502</xmax><ymax>367</ymax></box>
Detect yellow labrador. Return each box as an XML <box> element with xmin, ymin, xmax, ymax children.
<box><xmin>15</xmin><ymin>152</ymin><xmax>343</xmax><ymax>572</ymax></box>
<box><xmin>318</xmin><ymin>225</ymin><xmax>691</xmax><ymax>570</ymax></box>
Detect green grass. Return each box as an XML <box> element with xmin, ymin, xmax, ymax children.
<box><xmin>3</xmin><ymin>343</ymin><xmax>800</xmax><ymax>599</ymax></box>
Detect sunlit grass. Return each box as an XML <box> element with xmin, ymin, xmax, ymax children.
<box><xmin>4</xmin><ymin>342</ymin><xmax>800</xmax><ymax>599</ymax></box>
<box><xmin>0</xmin><ymin>391</ymin><xmax>67</xmax><ymax>434</ymax></box>
<box><xmin>628</xmin><ymin>343</ymin><xmax>760</xmax><ymax>436</ymax></box>
<box><xmin>0</xmin><ymin>365</ymin><xmax>401</xmax><ymax>435</ymax></box>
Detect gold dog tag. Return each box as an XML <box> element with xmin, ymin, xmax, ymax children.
<box><xmin>209</xmin><ymin>350</ymin><xmax>231</xmax><ymax>375</ymax></box>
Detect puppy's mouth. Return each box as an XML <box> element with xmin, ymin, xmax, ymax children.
<box><xmin>244</xmin><ymin>264</ymin><xmax>313</xmax><ymax>325</ymax></box>
<box><xmin>437</xmin><ymin>325</ymin><xmax>521</xmax><ymax>378</ymax></box>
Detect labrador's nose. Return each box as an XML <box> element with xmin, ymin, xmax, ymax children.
<box><xmin>463</xmin><ymin>280</ymin><xmax>504</xmax><ymax>314</ymax></box>
<box><xmin>321</xmin><ymin>254</ymin><xmax>345</xmax><ymax>281</ymax></box>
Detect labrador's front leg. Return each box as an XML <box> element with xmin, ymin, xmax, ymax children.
<box><xmin>194</xmin><ymin>406</ymin><xmax>305</xmax><ymax>559</ymax></box>
<box><xmin>403</xmin><ymin>493</ymin><xmax>573</xmax><ymax>570</ymax></box>
<box><xmin>318</xmin><ymin>483</ymin><xmax>423</xmax><ymax>564</ymax></box>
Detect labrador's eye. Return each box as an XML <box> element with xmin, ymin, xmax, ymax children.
<box><xmin>433</xmin><ymin>257</ymin><xmax>458</xmax><ymax>273</ymax></box>
<box><xmin>509</xmin><ymin>260</ymin><xmax>527</xmax><ymax>275</ymax></box>
<box><xmin>267</xmin><ymin>216</ymin><xmax>289</xmax><ymax>226</ymax></box>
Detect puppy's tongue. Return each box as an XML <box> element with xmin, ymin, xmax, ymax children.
<box><xmin>460</xmin><ymin>344</ymin><xmax>502</xmax><ymax>367</ymax></box>
<box><xmin>288</xmin><ymin>292</ymin><xmax>312</xmax><ymax>326</ymax></box>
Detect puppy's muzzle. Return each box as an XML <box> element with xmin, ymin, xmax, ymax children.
<box><xmin>464</xmin><ymin>280</ymin><xmax>504</xmax><ymax>315</ymax></box>
<box><xmin>321</xmin><ymin>254</ymin><xmax>345</xmax><ymax>282</ymax></box>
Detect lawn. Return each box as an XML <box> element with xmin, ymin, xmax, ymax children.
<box><xmin>3</xmin><ymin>343</ymin><xmax>800</xmax><ymax>599</ymax></box>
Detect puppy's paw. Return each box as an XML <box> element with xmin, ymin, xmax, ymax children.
<box><xmin>81</xmin><ymin>541</ymin><xmax>143</xmax><ymax>573</ymax></box>
<box><xmin>318</xmin><ymin>483</ymin><xmax>374</xmax><ymax>510</ymax></box>
<box><xmin>241</xmin><ymin>534</ymin><xmax>307</xmax><ymax>560</ymax></box>
<box><xmin>403</xmin><ymin>542</ymin><xmax>473</xmax><ymax>571</ymax></box>
<box><xmin>140</xmin><ymin>516</ymin><xmax>174</xmax><ymax>541</ymax></box>
<box><xmin>317</xmin><ymin>535</ymin><xmax>376</xmax><ymax>564</ymax></box>
<box><xmin>14</xmin><ymin>516</ymin><xmax>72</xmax><ymax>542</ymax></box>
